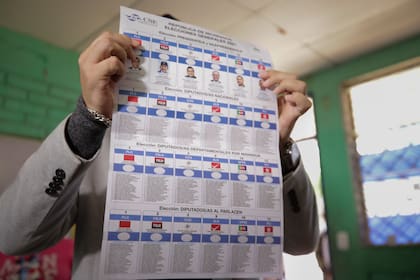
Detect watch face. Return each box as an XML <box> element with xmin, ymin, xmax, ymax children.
<box><xmin>281</xmin><ymin>140</ymin><xmax>300</xmax><ymax>174</ymax></box>
<box><xmin>290</xmin><ymin>141</ymin><xmax>300</xmax><ymax>166</ymax></box>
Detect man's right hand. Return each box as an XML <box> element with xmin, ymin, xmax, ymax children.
<box><xmin>78</xmin><ymin>32</ymin><xmax>140</xmax><ymax>118</ymax></box>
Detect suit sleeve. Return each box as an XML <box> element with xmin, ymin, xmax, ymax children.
<box><xmin>283</xmin><ymin>160</ymin><xmax>319</xmax><ymax>255</ymax></box>
<box><xmin>0</xmin><ymin>116</ymin><xmax>96</xmax><ymax>255</ymax></box>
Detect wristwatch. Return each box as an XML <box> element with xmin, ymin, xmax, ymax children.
<box><xmin>280</xmin><ymin>139</ymin><xmax>301</xmax><ymax>175</ymax></box>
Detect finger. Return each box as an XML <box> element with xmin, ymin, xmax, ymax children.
<box><xmin>114</xmin><ymin>35</ymin><xmax>140</xmax><ymax>63</ymax></box>
<box><xmin>284</xmin><ymin>92</ymin><xmax>312</xmax><ymax>113</ymax></box>
<box><xmin>112</xmin><ymin>34</ymin><xmax>139</xmax><ymax>62</ymax></box>
<box><xmin>109</xmin><ymin>42</ymin><xmax>128</xmax><ymax>64</ymax></box>
<box><xmin>85</xmin><ymin>32</ymin><xmax>137</xmax><ymax>63</ymax></box>
<box><xmin>259</xmin><ymin>69</ymin><xmax>295</xmax><ymax>80</ymax></box>
<box><xmin>277</xmin><ymin>95</ymin><xmax>286</xmax><ymax>113</ymax></box>
<box><xmin>272</xmin><ymin>79</ymin><xmax>307</xmax><ymax>97</ymax></box>
<box><xmin>111</xmin><ymin>35</ymin><xmax>137</xmax><ymax>63</ymax></box>
<box><xmin>259</xmin><ymin>70</ymin><xmax>297</xmax><ymax>89</ymax></box>
<box><xmin>96</xmin><ymin>56</ymin><xmax>126</xmax><ymax>82</ymax></box>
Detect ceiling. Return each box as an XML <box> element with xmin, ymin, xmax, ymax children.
<box><xmin>1</xmin><ymin>0</ymin><xmax>420</xmax><ymax>76</ymax></box>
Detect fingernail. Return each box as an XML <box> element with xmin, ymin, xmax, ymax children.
<box><xmin>259</xmin><ymin>70</ymin><xmax>267</xmax><ymax>77</ymax></box>
<box><xmin>132</xmin><ymin>39</ymin><xmax>141</xmax><ymax>47</ymax></box>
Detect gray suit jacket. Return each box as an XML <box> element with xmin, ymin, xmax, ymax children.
<box><xmin>0</xmin><ymin>117</ymin><xmax>319</xmax><ymax>279</ymax></box>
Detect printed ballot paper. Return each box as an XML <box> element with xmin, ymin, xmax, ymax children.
<box><xmin>98</xmin><ymin>6</ymin><xmax>284</xmax><ymax>279</ymax></box>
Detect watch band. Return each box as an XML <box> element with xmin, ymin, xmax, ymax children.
<box><xmin>280</xmin><ymin>138</ymin><xmax>300</xmax><ymax>175</ymax></box>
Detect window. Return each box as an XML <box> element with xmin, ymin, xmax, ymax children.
<box><xmin>344</xmin><ymin>61</ymin><xmax>420</xmax><ymax>246</ymax></box>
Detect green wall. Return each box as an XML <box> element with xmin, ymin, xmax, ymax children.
<box><xmin>0</xmin><ymin>27</ymin><xmax>80</xmax><ymax>139</ymax></box>
<box><xmin>306</xmin><ymin>35</ymin><xmax>420</xmax><ymax>280</ymax></box>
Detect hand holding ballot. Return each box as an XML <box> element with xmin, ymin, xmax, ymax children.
<box><xmin>259</xmin><ymin>70</ymin><xmax>312</xmax><ymax>144</ymax></box>
<box><xmin>78</xmin><ymin>32</ymin><xmax>140</xmax><ymax>118</ymax></box>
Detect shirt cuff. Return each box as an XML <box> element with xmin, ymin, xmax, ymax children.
<box><xmin>65</xmin><ymin>96</ymin><xmax>108</xmax><ymax>159</ymax></box>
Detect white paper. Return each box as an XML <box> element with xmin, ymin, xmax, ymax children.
<box><xmin>98</xmin><ymin>6</ymin><xmax>284</xmax><ymax>279</ymax></box>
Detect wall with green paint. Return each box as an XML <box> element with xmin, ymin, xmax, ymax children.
<box><xmin>0</xmin><ymin>27</ymin><xmax>80</xmax><ymax>139</ymax></box>
<box><xmin>306</xmin><ymin>34</ymin><xmax>420</xmax><ymax>280</ymax></box>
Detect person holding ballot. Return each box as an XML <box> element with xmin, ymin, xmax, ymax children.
<box><xmin>0</xmin><ymin>32</ymin><xmax>318</xmax><ymax>279</ymax></box>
